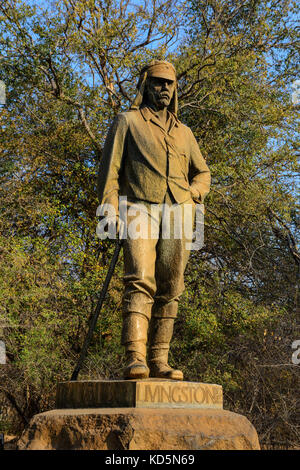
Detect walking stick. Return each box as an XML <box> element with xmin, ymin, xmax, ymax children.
<box><xmin>71</xmin><ymin>238</ymin><xmax>124</xmax><ymax>381</ymax></box>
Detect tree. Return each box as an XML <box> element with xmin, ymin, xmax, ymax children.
<box><xmin>0</xmin><ymin>0</ymin><xmax>299</xmax><ymax>447</ymax></box>
<box><xmin>172</xmin><ymin>0</ymin><xmax>299</xmax><ymax>447</ymax></box>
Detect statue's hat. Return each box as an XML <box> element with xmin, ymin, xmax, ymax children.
<box><xmin>146</xmin><ymin>62</ymin><xmax>176</xmax><ymax>81</ymax></box>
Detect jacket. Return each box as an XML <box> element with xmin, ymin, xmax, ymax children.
<box><xmin>97</xmin><ymin>106</ymin><xmax>211</xmax><ymax>213</ymax></box>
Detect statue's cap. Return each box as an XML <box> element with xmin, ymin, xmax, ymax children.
<box><xmin>144</xmin><ymin>61</ymin><xmax>176</xmax><ymax>81</ymax></box>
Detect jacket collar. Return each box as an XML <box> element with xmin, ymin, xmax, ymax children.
<box><xmin>140</xmin><ymin>106</ymin><xmax>179</xmax><ymax>131</ymax></box>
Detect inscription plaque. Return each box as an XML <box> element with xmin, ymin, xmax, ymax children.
<box><xmin>56</xmin><ymin>380</ymin><xmax>223</xmax><ymax>410</ymax></box>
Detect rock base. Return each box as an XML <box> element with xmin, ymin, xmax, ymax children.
<box><xmin>17</xmin><ymin>407</ymin><xmax>260</xmax><ymax>450</ymax></box>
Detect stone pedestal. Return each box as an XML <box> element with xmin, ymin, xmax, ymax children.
<box><xmin>17</xmin><ymin>380</ymin><xmax>260</xmax><ymax>450</ymax></box>
<box><xmin>56</xmin><ymin>379</ymin><xmax>223</xmax><ymax>409</ymax></box>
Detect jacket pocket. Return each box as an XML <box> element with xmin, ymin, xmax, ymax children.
<box><xmin>178</xmin><ymin>153</ymin><xmax>189</xmax><ymax>180</ymax></box>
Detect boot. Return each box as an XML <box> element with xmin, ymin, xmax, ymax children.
<box><xmin>121</xmin><ymin>312</ymin><xmax>150</xmax><ymax>379</ymax></box>
<box><xmin>148</xmin><ymin>317</ymin><xmax>183</xmax><ymax>380</ymax></box>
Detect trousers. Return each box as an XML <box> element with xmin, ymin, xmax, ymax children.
<box><xmin>121</xmin><ymin>190</ymin><xmax>196</xmax><ymax>320</ymax></box>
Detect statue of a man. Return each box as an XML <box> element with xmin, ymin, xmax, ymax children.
<box><xmin>98</xmin><ymin>60</ymin><xmax>211</xmax><ymax>381</ymax></box>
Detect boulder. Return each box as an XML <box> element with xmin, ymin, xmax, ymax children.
<box><xmin>18</xmin><ymin>407</ymin><xmax>260</xmax><ymax>450</ymax></box>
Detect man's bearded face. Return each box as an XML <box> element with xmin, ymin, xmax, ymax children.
<box><xmin>146</xmin><ymin>77</ymin><xmax>175</xmax><ymax>110</ymax></box>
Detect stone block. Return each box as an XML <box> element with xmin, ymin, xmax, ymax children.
<box><xmin>56</xmin><ymin>379</ymin><xmax>223</xmax><ymax>410</ymax></box>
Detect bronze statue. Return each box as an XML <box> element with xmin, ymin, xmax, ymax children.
<box><xmin>98</xmin><ymin>60</ymin><xmax>211</xmax><ymax>380</ymax></box>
